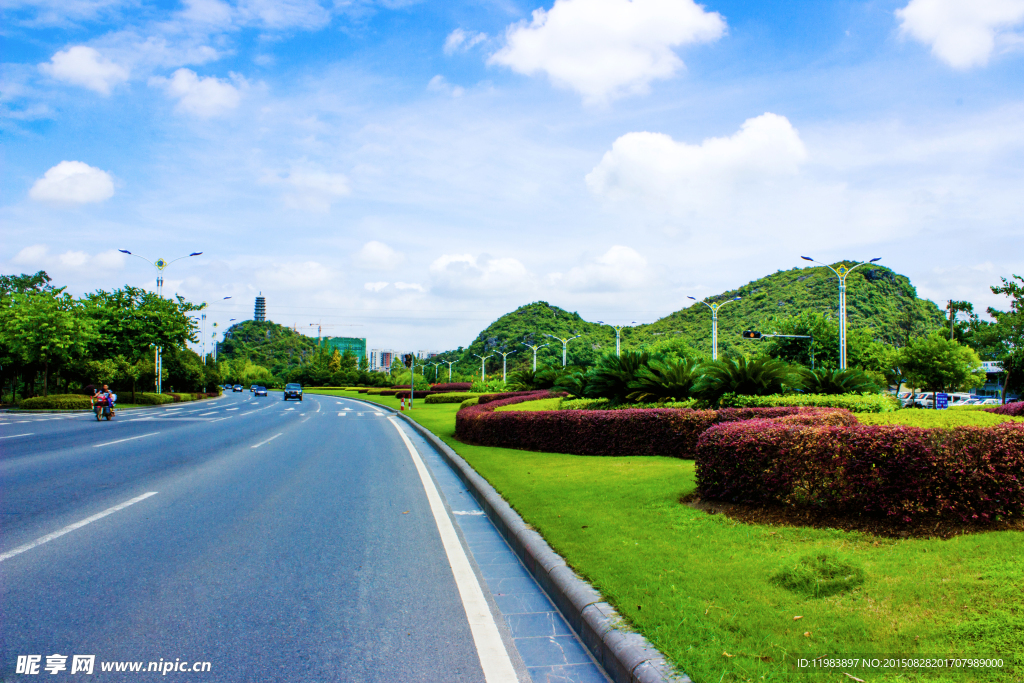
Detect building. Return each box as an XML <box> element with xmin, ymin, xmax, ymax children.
<box><xmin>369</xmin><ymin>349</ymin><xmax>399</xmax><ymax>373</ymax></box>
<box><xmin>416</xmin><ymin>350</ymin><xmax>439</xmax><ymax>360</ymax></box>
<box><xmin>973</xmin><ymin>361</ymin><xmax>1014</xmax><ymax>399</ymax></box>
<box><xmin>323</xmin><ymin>337</ymin><xmax>367</xmax><ymax>360</ymax></box>
<box><xmin>254</xmin><ymin>294</ymin><xmax>266</xmax><ymax>322</ymax></box>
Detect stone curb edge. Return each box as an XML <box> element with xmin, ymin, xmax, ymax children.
<box><xmin>351</xmin><ymin>397</ymin><xmax>691</xmax><ymax>683</ymax></box>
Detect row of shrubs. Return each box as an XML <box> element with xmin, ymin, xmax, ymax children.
<box><xmin>551</xmin><ymin>393</ymin><xmax>896</xmax><ymax>413</ymax></box>
<box><xmin>987</xmin><ymin>401</ymin><xmax>1024</xmax><ymax>417</ymax></box>
<box><xmin>17</xmin><ymin>391</ymin><xmax>220</xmax><ymax>409</ymax></box>
<box><xmin>695</xmin><ymin>420</ymin><xmax>1024</xmax><ymax>523</ymax></box>
<box><xmin>455</xmin><ymin>393</ymin><xmax>846</xmax><ymax>457</ymax></box>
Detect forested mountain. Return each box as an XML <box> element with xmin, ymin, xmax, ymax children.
<box><xmin>432</xmin><ymin>263</ymin><xmax>947</xmax><ymax>375</ymax></box>
<box><xmin>218</xmin><ymin>320</ymin><xmax>318</xmax><ymax>377</ymax></box>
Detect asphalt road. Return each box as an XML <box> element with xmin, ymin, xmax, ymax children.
<box><xmin>0</xmin><ymin>391</ymin><xmax>524</xmax><ymax>682</ymax></box>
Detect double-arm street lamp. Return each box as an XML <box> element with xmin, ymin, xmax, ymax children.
<box><xmin>544</xmin><ymin>334</ymin><xmax>581</xmax><ymax>367</ymax></box>
<box><xmin>426</xmin><ymin>362</ymin><xmax>442</xmax><ymax>381</ymax></box>
<box><xmin>472</xmin><ymin>353</ymin><xmax>494</xmax><ymax>383</ymax></box>
<box><xmin>596</xmin><ymin>321</ymin><xmax>636</xmax><ymax>357</ymax></box>
<box><xmin>520</xmin><ymin>342</ymin><xmax>549</xmax><ymax>371</ymax></box>
<box><xmin>442</xmin><ymin>360</ymin><xmax>458</xmax><ymax>381</ymax></box>
<box><xmin>687</xmin><ymin>296</ymin><xmax>741</xmax><ymax>361</ymax></box>
<box><xmin>497</xmin><ymin>350</ymin><xmax>516</xmax><ymax>382</ymax></box>
<box><xmin>800</xmin><ymin>256</ymin><xmax>881</xmax><ymax>369</ymax></box>
<box><xmin>119</xmin><ymin>249</ymin><xmax>202</xmax><ymax>393</ymax></box>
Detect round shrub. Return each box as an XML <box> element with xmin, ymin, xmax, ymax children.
<box><xmin>135</xmin><ymin>393</ymin><xmax>175</xmax><ymax>405</ymax></box>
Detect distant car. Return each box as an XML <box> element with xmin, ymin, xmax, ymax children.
<box><xmin>233</xmin><ymin>384</ymin><xmax>243</xmax><ymax>392</ymax></box>
<box><xmin>980</xmin><ymin>398</ymin><xmax>1001</xmax><ymax>405</ymax></box>
<box><xmin>283</xmin><ymin>383</ymin><xmax>303</xmax><ymax>401</ymax></box>
<box><xmin>255</xmin><ymin>386</ymin><xmax>268</xmax><ymax>397</ymax></box>
<box><xmin>250</xmin><ymin>384</ymin><xmax>258</xmax><ymax>392</ymax></box>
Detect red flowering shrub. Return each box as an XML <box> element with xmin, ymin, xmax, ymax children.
<box><xmin>695</xmin><ymin>421</ymin><xmax>1024</xmax><ymax>522</ymax></box>
<box><xmin>986</xmin><ymin>401</ymin><xmax>1024</xmax><ymax>417</ymax></box>
<box><xmin>455</xmin><ymin>398</ymin><xmax>850</xmax><ymax>458</ymax></box>
<box><xmin>431</xmin><ymin>383</ymin><xmax>473</xmax><ymax>392</ymax></box>
<box><xmin>477</xmin><ymin>391</ymin><xmax>553</xmax><ymax>405</ymax></box>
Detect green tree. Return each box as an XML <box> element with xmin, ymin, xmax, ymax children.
<box><xmin>986</xmin><ymin>274</ymin><xmax>1024</xmax><ymax>400</ymax></box>
<box><xmin>900</xmin><ymin>332</ymin><xmax>986</xmax><ymax>400</ymax></box>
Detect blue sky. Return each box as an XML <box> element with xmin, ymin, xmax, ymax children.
<box><xmin>3</xmin><ymin>0</ymin><xmax>1023</xmax><ymax>354</ymax></box>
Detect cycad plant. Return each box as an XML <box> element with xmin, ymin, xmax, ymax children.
<box><xmin>626</xmin><ymin>357</ymin><xmax>702</xmax><ymax>403</ymax></box>
<box><xmin>799</xmin><ymin>367</ymin><xmax>879</xmax><ymax>394</ymax></box>
<box><xmin>552</xmin><ymin>368</ymin><xmax>590</xmax><ymax>398</ymax></box>
<box><xmin>694</xmin><ymin>356</ymin><xmax>804</xmax><ymax>404</ymax></box>
<box><xmin>584</xmin><ymin>350</ymin><xmax>659</xmax><ymax>404</ymax></box>
<box><xmin>506</xmin><ymin>369</ymin><xmax>540</xmax><ymax>391</ymax></box>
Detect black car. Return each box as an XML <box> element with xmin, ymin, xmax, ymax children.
<box><xmin>255</xmin><ymin>386</ymin><xmax>268</xmax><ymax>397</ymax></box>
<box><xmin>283</xmin><ymin>383</ymin><xmax>303</xmax><ymax>401</ymax></box>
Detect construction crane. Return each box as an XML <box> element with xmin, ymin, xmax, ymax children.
<box><xmin>308</xmin><ymin>322</ymin><xmax>363</xmax><ymax>346</ymax></box>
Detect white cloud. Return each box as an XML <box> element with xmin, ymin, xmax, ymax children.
<box><xmin>896</xmin><ymin>0</ymin><xmax>1024</xmax><ymax>68</ymax></box>
<box><xmin>427</xmin><ymin>75</ymin><xmax>465</xmax><ymax>97</ymax></box>
<box><xmin>586</xmin><ymin>113</ymin><xmax>807</xmax><ymax>204</ymax></box>
<box><xmin>364</xmin><ymin>281</ymin><xmax>389</xmax><ymax>292</ymax></box>
<box><xmin>29</xmin><ymin>161</ymin><xmax>116</xmax><ymax>204</ymax></box>
<box><xmin>262</xmin><ymin>260</ymin><xmax>335</xmax><ymax>289</ymax></box>
<box><xmin>444</xmin><ymin>28</ymin><xmax>487</xmax><ymax>55</ymax></box>
<box><xmin>356</xmin><ymin>241</ymin><xmax>404</xmax><ymax>270</ymax></box>
<box><xmin>12</xmin><ymin>244</ymin><xmax>126</xmax><ymax>271</ymax></box>
<box><xmin>489</xmin><ymin>0</ymin><xmax>726</xmax><ymax>103</ymax></box>
<box><xmin>283</xmin><ymin>169</ymin><xmax>350</xmax><ymax>211</ymax></box>
<box><xmin>3</xmin><ymin>0</ymin><xmax>130</xmax><ymax>26</ymax></box>
<box><xmin>149</xmin><ymin>68</ymin><xmax>242</xmax><ymax>117</ymax></box>
<box><xmin>548</xmin><ymin>245</ymin><xmax>649</xmax><ymax>291</ymax></box>
<box><xmin>236</xmin><ymin>0</ymin><xmax>331</xmax><ymax>30</ymax></box>
<box><xmin>395</xmin><ymin>281</ymin><xmax>425</xmax><ymax>292</ymax></box>
<box><xmin>429</xmin><ymin>253</ymin><xmax>531</xmax><ymax>293</ymax></box>
<box><xmin>38</xmin><ymin>46</ymin><xmax>129</xmax><ymax>95</ymax></box>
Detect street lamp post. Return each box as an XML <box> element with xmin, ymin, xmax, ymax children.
<box><xmin>473</xmin><ymin>354</ymin><xmax>494</xmax><ymax>383</ymax></box>
<box><xmin>426</xmin><ymin>362</ymin><xmax>442</xmax><ymax>381</ymax></box>
<box><xmin>520</xmin><ymin>342</ymin><xmax>549</xmax><ymax>371</ymax></box>
<box><xmin>597</xmin><ymin>321</ymin><xmax>636</xmax><ymax>357</ymax></box>
<box><xmin>497</xmin><ymin>350</ymin><xmax>515</xmax><ymax>382</ymax></box>
<box><xmin>687</xmin><ymin>297</ymin><xmax>741</xmax><ymax>361</ymax></box>
<box><xmin>544</xmin><ymin>334</ymin><xmax>581</xmax><ymax>367</ymax></box>
<box><xmin>442</xmin><ymin>360</ymin><xmax>458</xmax><ymax>381</ymax></box>
<box><xmin>800</xmin><ymin>257</ymin><xmax>881</xmax><ymax>369</ymax></box>
<box><xmin>119</xmin><ymin>249</ymin><xmax>202</xmax><ymax>393</ymax></box>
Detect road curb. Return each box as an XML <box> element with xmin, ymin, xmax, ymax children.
<box><xmin>350</xmin><ymin>397</ymin><xmax>690</xmax><ymax>683</ymax></box>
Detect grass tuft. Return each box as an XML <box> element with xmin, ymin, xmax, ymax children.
<box><xmin>771</xmin><ymin>552</ymin><xmax>866</xmax><ymax>598</ymax></box>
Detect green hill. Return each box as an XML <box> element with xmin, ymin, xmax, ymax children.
<box><xmin>435</xmin><ymin>263</ymin><xmax>946</xmax><ymax>374</ymax></box>
<box><xmin>218</xmin><ymin>320</ymin><xmax>318</xmax><ymax>376</ymax></box>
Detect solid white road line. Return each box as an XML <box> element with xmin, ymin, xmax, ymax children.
<box><xmin>0</xmin><ymin>492</ymin><xmax>158</xmax><ymax>563</ymax></box>
<box><xmin>92</xmin><ymin>432</ymin><xmax>160</xmax><ymax>448</ymax></box>
<box><xmin>251</xmin><ymin>433</ymin><xmax>283</xmax><ymax>449</ymax></box>
<box><xmin>0</xmin><ymin>433</ymin><xmax>34</xmax><ymax>440</ymax></box>
<box><xmin>388</xmin><ymin>419</ymin><xmax>518</xmax><ymax>683</ymax></box>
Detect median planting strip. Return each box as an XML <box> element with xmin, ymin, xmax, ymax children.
<box><xmin>310</xmin><ymin>389</ymin><xmax>1024</xmax><ymax>682</ymax></box>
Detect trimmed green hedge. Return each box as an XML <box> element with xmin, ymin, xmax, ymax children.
<box><xmin>18</xmin><ymin>394</ymin><xmax>93</xmax><ymax>410</ymax></box>
<box><xmin>460</xmin><ymin>397</ymin><xmax>480</xmax><ymax>408</ymax></box>
<box><xmin>718</xmin><ymin>392</ymin><xmax>898</xmax><ymax>413</ymax></box>
<box><xmin>425</xmin><ymin>392</ymin><xmax>481</xmax><ymax>404</ymax></box>
<box><xmin>136</xmin><ymin>393</ymin><xmax>176</xmax><ymax>405</ymax></box>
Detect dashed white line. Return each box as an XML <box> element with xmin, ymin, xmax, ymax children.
<box><xmin>198</xmin><ymin>412</ymin><xmax>218</xmax><ymax>416</ymax></box>
<box><xmin>0</xmin><ymin>433</ymin><xmax>33</xmax><ymax>440</ymax></box>
<box><xmin>338</xmin><ymin>412</ymin><xmax>346</xmax><ymax>417</ymax></box>
<box><xmin>251</xmin><ymin>433</ymin><xmax>283</xmax><ymax>449</ymax></box>
<box><xmin>226</xmin><ymin>408</ymin><xmax>239</xmax><ymax>411</ymax></box>
<box><xmin>92</xmin><ymin>432</ymin><xmax>160</xmax><ymax>448</ymax></box>
<box><xmin>0</xmin><ymin>492</ymin><xmax>158</xmax><ymax>563</ymax></box>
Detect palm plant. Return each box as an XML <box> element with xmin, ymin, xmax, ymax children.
<box><xmin>552</xmin><ymin>368</ymin><xmax>590</xmax><ymax>398</ymax></box>
<box><xmin>506</xmin><ymin>368</ymin><xmax>540</xmax><ymax>391</ymax></box>
<box><xmin>626</xmin><ymin>357</ymin><xmax>702</xmax><ymax>403</ymax></box>
<box><xmin>799</xmin><ymin>367</ymin><xmax>879</xmax><ymax>394</ymax></box>
<box><xmin>584</xmin><ymin>349</ymin><xmax>659</xmax><ymax>404</ymax></box>
<box><xmin>694</xmin><ymin>356</ymin><xmax>804</xmax><ymax>404</ymax></box>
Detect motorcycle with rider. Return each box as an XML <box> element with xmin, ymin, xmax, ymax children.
<box><xmin>92</xmin><ymin>385</ymin><xmax>116</xmax><ymax>421</ymax></box>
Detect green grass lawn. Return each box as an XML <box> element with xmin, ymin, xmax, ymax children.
<box><xmin>310</xmin><ymin>389</ymin><xmax>1023</xmax><ymax>682</ymax></box>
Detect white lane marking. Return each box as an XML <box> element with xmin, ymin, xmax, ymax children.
<box><xmin>374</xmin><ymin>412</ymin><xmax>384</xmax><ymax>416</ymax></box>
<box><xmin>92</xmin><ymin>432</ymin><xmax>160</xmax><ymax>448</ymax></box>
<box><xmin>198</xmin><ymin>411</ymin><xmax>218</xmax><ymax>416</ymax></box>
<box><xmin>251</xmin><ymin>433</ymin><xmax>283</xmax><ymax>449</ymax></box>
<box><xmin>452</xmin><ymin>510</ymin><xmax>486</xmax><ymax>516</ymax></box>
<box><xmin>344</xmin><ymin>408</ymin><xmax>353</xmax><ymax>411</ymax></box>
<box><xmin>0</xmin><ymin>433</ymin><xmax>34</xmax><ymax>440</ymax></box>
<box><xmin>315</xmin><ymin>401</ymin><xmax>321</xmax><ymax>413</ymax></box>
<box><xmin>388</xmin><ymin>419</ymin><xmax>518</xmax><ymax>682</ymax></box>
<box><xmin>285</xmin><ymin>408</ymin><xmax>295</xmax><ymax>411</ymax></box>
<box><xmin>357</xmin><ymin>412</ymin><xmax>364</xmax><ymax>417</ymax></box>
<box><xmin>226</xmin><ymin>408</ymin><xmax>239</xmax><ymax>411</ymax></box>
<box><xmin>338</xmin><ymin>412</ymin><xmax>346</xmax><ymax>417</ymax></box>
<box><xmin>0</xmin><ymin>492</ymin><xmax>158</xmax><ymax>564</ymax></box>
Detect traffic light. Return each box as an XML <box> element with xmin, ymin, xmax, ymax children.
<box><xmin>742</xmin><ymin>330</ymin><xmax>762</xmax><ymax>339</ymax></box>
<box><xmin>403</xmin><ymin>354</ymin><xmax>414</xmax><ymax>368</ymax></box>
